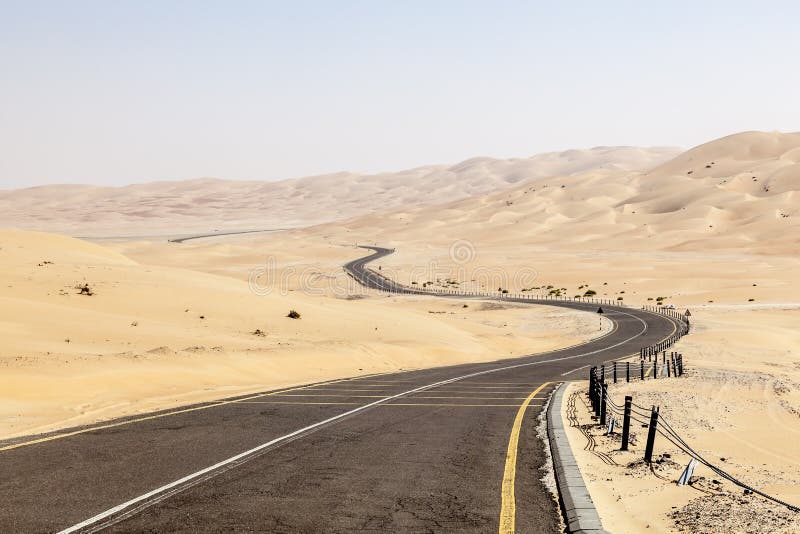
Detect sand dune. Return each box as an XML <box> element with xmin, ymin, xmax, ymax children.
<box><xmin>283</xmin><ymin>131</ymin><xmax>799</xmax><ymax>257</ymax></box>
<box><xmin>0</xmin><ymin>146</ymin><xmax>678</xmax><ymax>237</ymax></box>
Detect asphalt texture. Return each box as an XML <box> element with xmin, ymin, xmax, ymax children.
<box><xmin>0</xmin><ymin>246</ymin><xmax>682</xmax><ymax>533</ymax></box>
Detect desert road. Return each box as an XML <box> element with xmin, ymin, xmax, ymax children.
<box><xmin>0</xmin><ymin>247</ymin><xmax>681</xmax><ymax>533</ymax></box>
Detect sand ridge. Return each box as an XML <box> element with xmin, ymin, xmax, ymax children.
<box><xmin>0</xmin><ymin>146</ymin><xmax>678</xmax><ymax>237</ymax></box>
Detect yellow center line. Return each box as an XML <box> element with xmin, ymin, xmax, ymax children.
<box><xmin>499</xmin><ymin>382</ymin><xmax>551</xmax><ymax>534</ymax></box>
<box><xmin>0</xmin><ymin>375</ymin><xmax>387</xmax><ymax>452</ymax></box>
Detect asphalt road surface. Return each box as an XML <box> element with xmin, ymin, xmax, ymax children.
<box><xmin>0</xmin><ymin>246</ymin><xmax>681</xmax><ymax>533</ymax></box>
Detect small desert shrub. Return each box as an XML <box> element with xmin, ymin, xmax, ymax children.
<box><xmin>583</xmin><ymin>289</ymin><xmax>597</xmax><ymax>297</ymax></box>
<box><xmin>501</xmin><ymin>289</ymin><xmax>509</xmax><ymax>294</ymax></box>
<box><xmin>76</xmin><ymin>283</ymin><xmax>94</xmax><ymax>296</ymax></box>
<box><xmin>617</xmin><ymin>297</ymin><xmax>623</xmax><ymax>301</ymax></box>
<box><xmin>252</xmin><ymin>329</ymin><xmax>266</xmax><ymax>336</ymax></box>
<box><xmin>287</xmin><ymin>310</ymin><xmax>301</xmax><ymax>319</ymax></box>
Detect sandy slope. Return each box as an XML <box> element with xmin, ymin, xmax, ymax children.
<box><xmin>562</xmin><ymin>307</ymin><xmax>800</xmax><ymax>533</ymax></box>
<box><xmin>0</xmin><ymin>146</ymin><xmax>678</xmax><ymax>237</ymax></box>
<box><xmin>202</xmin><ymin>131</ymin><xmax>797</xmax><ymax>309</ymax></box>
<box><xmin>0</xmin><ymin>230</ymin><xmax>603</xmax><ymax>439</ymax></box>
<box><xmin>291</xmin><ymin>131</ymin><xmax>800</xmax><ymax>254</ymax></box>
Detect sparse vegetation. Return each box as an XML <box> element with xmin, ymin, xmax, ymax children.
<box><xmin>76</xmin><ymin>283</ymin><xmax>93</xmax><ymax>296</ymax></box>
<box><xmin>583</xmin><ymin>289</ymin><xmax>597</xmax><ymax>297</ymax></box>
<box><xmin>287</xmin><ymin>310</ymin><xmax>301</xmax><ymax>319</ymax></box>
<box><xmin>252</xmin><ymin>329</ymin><xmax>266</xmax><ymax>336</ymax></box>
<box><xmin>617</xmin><ymin>297</ymin><xmax>623</xmax><ymax>301</ymax></box>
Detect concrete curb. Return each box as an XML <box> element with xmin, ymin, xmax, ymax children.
<box><xmin>547</xmin><ymin>382</ymin><xmax>610</xmax><ymax>534</ymax></box>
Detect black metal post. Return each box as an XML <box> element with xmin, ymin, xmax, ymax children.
<box><xmin>594</xmin><ymin>377</ymin><xmax>601</xmax><ymax>418</ymax></box>
<box><xmin>621</xmin><ymin>395</ymin><xmax>632</xmax><ymax>451</ymax></box>
<box><xmin>600</xmin><ymin>383</ymin><xmax>608</xmax><ymax>426</ymax></box>
<box><xmin>644</xmin><ymin>406</ymin><xmax>660</xmax><ymax>463</ymax></box>
<box><xmin>626</xmin><ymin>361</ymin><xmax>630</xmax><ymax>383</ymax></box>
<box><xmin>613</xmin><ymin>361</ymin><xmax>617</xmax><ymax>384</ymax></box>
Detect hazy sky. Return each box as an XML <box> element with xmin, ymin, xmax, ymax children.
<box><xmin>1</xmin><ymin>1</ymin><xmax>798</xmax><ymax>188</ymax></box>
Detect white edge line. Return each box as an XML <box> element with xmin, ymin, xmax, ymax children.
<box><xmin>559</xmin><ymin>309</ymin><xmax>650</xmax><ymax>376</ymax></box>
<box><xmin>58</xmin><ymin>309</ymin><xmax>651</xmax><ymax>533</ymax></box>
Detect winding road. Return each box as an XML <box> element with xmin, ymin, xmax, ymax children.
<box><xmin>0</xmin><ymin>246</ymin><xmax>682</xmax><ymax>533</ymax></box>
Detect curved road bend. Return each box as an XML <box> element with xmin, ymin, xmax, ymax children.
<box><xmin>0</xmin><ymin>247</ymin><xmax>682</xmax><ymax>533</ymax></box>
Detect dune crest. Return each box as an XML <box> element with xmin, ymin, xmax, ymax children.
<box><xmin>0</xmin><ymin>147</ymin><xmax>678</xmax><ymax>237</ymax></box>
<box><xmin>300</xmin><ymin>131</ymin><xmax>800</xmax><ymax>256</ymax></box>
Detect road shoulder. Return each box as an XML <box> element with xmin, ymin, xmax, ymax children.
<box><xmin>547</xmin><ymin>382</ymin><xmax>609</xmax><ymax>534</ymax></box>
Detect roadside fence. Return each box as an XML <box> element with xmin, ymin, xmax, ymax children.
<box><xmin>592</xmin><ymin>388</ymin><xmax>799</xmax><ymax>513</ymax></box>
<box><xmin>349</xmin><ymin>265</ymin><xmax>697</xmax><ymax>321</ymax></box>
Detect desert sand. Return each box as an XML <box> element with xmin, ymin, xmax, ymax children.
<box><xmin>0</xmin><ymin>230</ymin><xmax>603</xmax><ymax>439</ymax></box>
<box><xmin>0</xmin><ymin>146</ymin><xmax>678</xmax><ymax>237</ymax></box>
<box><xmin>1</xmin><ymin>130</ymin><xmax>798</xmax><ymax>532</ymax></box>
<box><xmin>562</xmin><ymin>306</ymin><xmax>800</xmax><ymax>533</ymax></box>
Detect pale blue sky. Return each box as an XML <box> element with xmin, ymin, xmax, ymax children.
<box><xmin>1</xmin><ymin>1</ymin><xmax>798</xmax><ymax>188</ymax></box>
